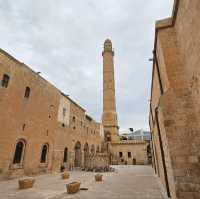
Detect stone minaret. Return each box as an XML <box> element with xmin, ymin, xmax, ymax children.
<box><xmin>102</xmin><ymin>39</ymin><xmax>119</xmax><ymax>142</ymax></box>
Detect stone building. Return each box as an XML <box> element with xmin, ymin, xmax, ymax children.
<box><xmin>149</xmin><ymin>0</ymin><xmax>200</xmax><ymax>198</ymax></box>
<box><xmin>0</xmin><ymin>49</ymin><xmax>103</xmax><ymax>179</ymax></box>
<box><xmin>110</xmin><ymin>140</ymin><xmax>148</xmax><ymax>165</ymax></box>
<box><xmin>102</xmin><ymin>39</ymin><xmax>149</xmax><ymax>166</ymax></box>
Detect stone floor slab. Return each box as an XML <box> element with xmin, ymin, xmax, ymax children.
<box><xmin>0</xmin><ymin>166</ymin><xmax>166</xmax><ymax>199</ymax></box>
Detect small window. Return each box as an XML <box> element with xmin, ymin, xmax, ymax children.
<box><xmin>63</xmin><ymin>108</ymin><xmax>66</xmax><ymax>117</ymax></box>
<box><xmin>72</xmin><ymin>116</ymin><xmax>76</xmax><ymax>122</ymax></box>
<box><xmin>63</xmin><ymin>147</ymin><xmax>68</xmax><ymax>163</ymax></box>
<box><xmin>128</xmin><ymin>152</ymin><xmax>131</xmax><ymax>158</ymax></box>
<box><xmin>40</xmin><ymin>144</ymin><xmax>48</xmax><ymax>163</ymax></box>
<box><xmin>1</xmin><ymin>74</ymin><xmax>10</xmax><ymax>88</ymax></box>
<box><xmin>119</xmin><ymin>152</ymin><xmax>123</xmax><ymax>158</ymax></box>
<box><xmin>49</xmin><ymin>105</ymin><xmax>54</xmax><ymax>119</ymax></box>
<box><xmin>13</xmin><ymin>140</ymin><xmax>25</xmax><ymax>164</ymax></box>
<box><xmin>24</xmin><ymin>87</ymin><xmax>30</xmax><ymax>98</ymax></box>
<box><xmin>22</xmin><ymin>124</ymin><xmax>26</xmax><ymax>131</ymax></box>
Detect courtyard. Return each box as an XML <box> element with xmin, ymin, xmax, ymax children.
<box><xmin>0</xmin><ymin>166</ymin><xmax>167</xmax><ymax>199</ymax></box>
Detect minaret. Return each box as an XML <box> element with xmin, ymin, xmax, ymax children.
<box><xmin>102</xmin><ymin>39</ymin><xmax>119</xmax><ymax>142</ymax></box>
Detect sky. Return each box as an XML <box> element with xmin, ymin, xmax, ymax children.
<box><xmin>0</xmin><ymin>0</ymin><xmax>174</xmax><ymax>133</ymax></box>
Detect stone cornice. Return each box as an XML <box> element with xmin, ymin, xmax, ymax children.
<box><xmin>111</xmin><ymin>140</ymin><xmax>147</xmax><ymax>145</ymax></box>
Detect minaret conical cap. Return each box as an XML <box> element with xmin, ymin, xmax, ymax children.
<box><xmin>104</xmin><ymin>38</ymin><xmax>112</xmax><ymax>44</ymax></box>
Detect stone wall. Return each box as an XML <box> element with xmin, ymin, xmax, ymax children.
<box><xmin>150</xmin><ymin>1</ymin><xmax>200</xmax><ymax>198</ymax></box>
<box><xmin>110</xmin><ymin>141</ymin><xmax>149</xmax><ymax>165</ymax></box>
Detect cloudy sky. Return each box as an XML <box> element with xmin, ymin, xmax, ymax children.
<box><xmin>0</xmin><ymin>0</ymin><xmax>173</xmax><ymax>133</ymax></box>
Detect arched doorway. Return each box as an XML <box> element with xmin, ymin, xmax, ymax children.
<box><xmin>84</xmin><ymin>143</ymin><xmax>89</xmax><ymax>168</ymax></box>
<box><xmin>40</xmin><ymin>143</ymin><xmax>49</xmax><ymax>164</ymax></box>
<box><xmin>63</xmin><ymin>147</ymin><xmax>68</xmax><ymax>163</ymax></box>
<box><xmin>96</xmin><ymin>145</ymin><xmax>100</xmax><ymax>153</ymax></box>
<box><xmin>132</xmin><ymin>158</ymin><xmax>136</xmax><ymax>165</ymax></box>
<box><xmin>91</xmin><ymin>144</ymin><xmax>95</xmax><ymax>154</ymax></box>
<box><xmin>74</xmin><ymin>141</ymin><xmax>81</xmax><ymax>167</ymax></box>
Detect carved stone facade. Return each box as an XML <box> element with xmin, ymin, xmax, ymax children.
<box><xmin>150</xmin><ymin>1</ymin><xmax>200</xmax><ymax>198</ymax></box>
<box><xmin>0</xmin><ymin>49</ymin><xmax>103</xmax><ymax>179</ymax></box>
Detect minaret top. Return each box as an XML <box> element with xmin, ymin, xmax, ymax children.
<box><xmin>103</xmin><ymin>38</ymin><xmax>114</xmax><ymax>55</ymax></box>
<box><xmin>104</xmin><ymin>38</ymin><xmax>112</xmax><ymax>44</ymax></box>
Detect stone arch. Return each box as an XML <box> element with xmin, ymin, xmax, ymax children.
<box><xmin>84</xmin><ymin>143</ymin><xmax>89</xmax><ymax>153</ymax></box>
<box><xmin>84</xmin><ymin>143</ymin><xmax>89</xmax><ymax>168</ymax></box>
<box><xmin>91</xmin><ymin>144</ymin><xmax>95</xmax><ymax>154</ymax></box>
<box><xmin>24</xmin><ymin>86</ymin><xmax>31</xmax><ymax>98</ymax></box>
<box><xmin>74</xmin><ymin>141</ymin><xmax>81</xmax><ymax>167</ymax></box>
<box><xmin>40</xmin><ymin>143</ymin><xmax>49</xmax><ymax>164</ymax></box>
<box><xmin>105</xmin><ymin>131</ymin><xmax>111</xmax><ymax>142</ymax></box>
<box><xmin>63</xmin><ymin>147</ymin><xmax>68</xmax><ymax>163</ymax></box>
<box><xmin>96</xmin><ymin>145</ymin><xmax>100</xmax><ymax>153</ymax></box>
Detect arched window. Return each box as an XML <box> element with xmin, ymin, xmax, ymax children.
<box><xmin>24</xmin><ymin>87</ymin><xmax>30</xmax><ymax>98</ymax></box>
<box><xmin>40</xmin><ymin>144</ymin><xmax>48</xmax><ymax>163</ymax></box>
<box><xmin>49</xmin><ymin>105</ymin><xmax>55</xmax><ymax>118</ymax></box>
<box><xmin>91</xmin><ymin>145</ymin><xmax>95</xmax><ymax>154</ymax></box>
<box><xmin>1</xmin><ymin>74</ymin><xmax>10</xmax><ymax>88</ymax></box>
<box><xmin>63</xmin><ymin>147</ymin><xmax>68</xmax><ymax>163</ymax></box>
<box><xmin>13</xmin><ymin>140</ymin><xmax>25</xmax><ymax>164</ymax></box>
<box><xmin>96</xmin><ymin>146</ymin><xmax>100</xmax><ymax>153</ymax></box>
<box><xmin>105</xmin><ymin>131</ymin><xmax>111</xmax><ymax>142</ymax></box>
<box><xmin>63</xmin><ymin>108</ymin><xmax>66</xmax><ymax>117</ymax></box>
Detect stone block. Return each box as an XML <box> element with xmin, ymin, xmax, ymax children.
<box><xmin>95</xmin><ymin>174</ymin><xmax>103</xmax><ymax>182</ymax></box>
<box><xmin>66</xmin><ymin>181</ymin><xmax>81</xmax><ymax>194</ymax></box>
<box><xmin>18</xmin><ymin>177</ymin><xmax>35</xmax><ymax>189</ymax></box>
<box><xmin>62</xmin><ymin>172</ymin><xmax>70</xmax><ymax>179</ymax></box>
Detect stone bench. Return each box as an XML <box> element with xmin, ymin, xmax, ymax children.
<box><xmin>62</xmin><ymin>172</ymin><xmax>70</xmax><ymax>179</ymax></box>
<box><xmin>66</xmin><ymin>181</ymin><xmax>81</xmax><ymax>194</ymax></box>
<box><xmin>18</xmin><ymin>177</ymin><xmax>35</xmax><ymax>189</ymax></box>
<box><xmin>95</xmin><ymin>174</ymin><xmax>103</xmax><ymax>182</ymax></box>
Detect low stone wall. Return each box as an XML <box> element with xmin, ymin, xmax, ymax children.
<box><xmin>84</xmin><ymin>153</ymin><xmax>109</xmax><ymax>171</ymax></box>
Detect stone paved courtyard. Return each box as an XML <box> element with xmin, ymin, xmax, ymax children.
<box><xmin>0</xmin><ymin>166</ymin><xmax>167</xmax><ymax>199</ymax></box>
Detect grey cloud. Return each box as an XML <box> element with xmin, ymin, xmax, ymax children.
<box><xmin>0</xmin><ymin>0</ymin><xmax>174</xmax><ymax>133</ymax></box>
